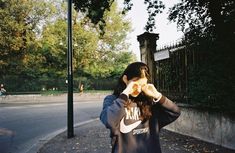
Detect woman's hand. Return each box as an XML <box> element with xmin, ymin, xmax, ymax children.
<box><xmin>122</xmin><ymin>81</ymin><xmax>141</xmax><ymax>97</ymax></box>
<box><xmin>122</xmin><ymin>75</ymin><xmax>142</xmax><ymax>97</ymax></box>
<box><xmin>142</xmin><ymin>84</ymin><xmax>162</xmax><ymax>102</ymax></box>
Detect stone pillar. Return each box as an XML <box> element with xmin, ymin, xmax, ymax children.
<box><xmin>137</xmin><ymin>32</ymin><xmax>159</xmax><ymax>84</ymax></box>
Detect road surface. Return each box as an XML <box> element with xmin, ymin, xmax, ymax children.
<box><xmin>0</xmin><ymin>97</ymin><xmax>103</xmax><ymax>153</ymax></box>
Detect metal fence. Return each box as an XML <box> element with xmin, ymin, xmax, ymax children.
<box><xmin>0</xmin><ymin>76</ymin><xmax>117</xmax><ymax>93</ymax></box>
<box><xmin>155</xmin><ymin>41</ymin><xmax>235</xmax><ymax>112</ymax></box>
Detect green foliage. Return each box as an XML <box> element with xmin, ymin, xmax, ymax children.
<box><xmin>73</xmin><ymin>0</ymin><xmax>113</xmax><ymax>25</ymax></box>
<box><xmin>0</xmin><ymin>0</ymin><xmax>56</xmax><ymax>75</ymax></box>
<box><xmin>39</xmin><ymin>19</ymin><xmax>68</xmax><ymax>78</ymax></box>
<box><xmin>73</xmin><ymin>0</ymin><xmax>165</xmax><ymax>32</ymax></box>
<box><xmin>189</xmin><ymin>42</ymin><xmax>234</xmax><ymax>110</ymax></box>
<box><xmin>81</xmin><ymin>2</ymin><xmax>135</xmax><ymax>78</ymax></box>
<box><xmin>0</xmin><ymin>0</ymin><xmax>136</xmax><ymax>92</ymax></box>
<box><xmin>168</xmin><ymin>0</ymin><xmax>235</xmax><ymax>42</ymax></box>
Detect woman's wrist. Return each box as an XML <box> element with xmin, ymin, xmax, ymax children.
<box><xmin>121</xmin><ymin>88</ymin><xmax>130</xmax><ymax>97</ymax></box>
<box><xmin>153</xmin><ymin>92</ymin><xmax>162</xmax><ymax>103</ymax></box>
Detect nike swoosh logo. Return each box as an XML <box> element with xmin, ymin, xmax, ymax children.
<box><xmin>120</xmin><ymin>117</ymin><xmax>141</xmax><ymax>133</ymax></box>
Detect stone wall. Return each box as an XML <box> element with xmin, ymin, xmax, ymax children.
<box><xmin>165</xmin><ymin>106</ymin><xmax>235</xmax><ymax>150</ymax></box>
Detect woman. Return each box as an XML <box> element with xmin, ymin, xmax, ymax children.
<box><xmin>100</xmin><ymin>62</ymin><xmax>180</xmax><ymax>153</ymax></box>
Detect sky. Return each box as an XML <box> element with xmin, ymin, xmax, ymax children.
<box><xmin>119</xmin><ymin>0</ymin><xmax>184</xmax><ymax>61</ymax></box>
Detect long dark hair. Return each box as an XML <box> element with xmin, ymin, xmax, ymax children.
<box><xmin>113</xmin><ymin>62</ymin><xmax>153</xmax><ymax>120</ymax></box>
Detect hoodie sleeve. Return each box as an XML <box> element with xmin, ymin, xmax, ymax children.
<box><xmin>152</xmin><ymin>95</ymin><xmax>181</xmax><ymax>129</ymax></box>
<box><xmin>100</xmin><ymin>94</ymin><xmax>128</xmax><ymax>133</ymax></box>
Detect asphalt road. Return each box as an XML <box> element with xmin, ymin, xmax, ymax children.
<box><xmin>0</xmin><ymin>99</ymin><xmax>103</xmax><ymax>153</ymax></box>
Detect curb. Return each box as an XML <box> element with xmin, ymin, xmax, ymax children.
<box><xmin>0</xmin><ymin>93</ymin><xmax>108</xmax><ymax>104</ymax></box>
<box><xmin>26</xmin><ymin>118</ymin><xmax>99</xmax><ymax>153</ymax></box>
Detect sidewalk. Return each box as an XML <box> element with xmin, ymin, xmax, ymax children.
<box><xmin>0</xmin><ymin>93</ymin><xmax>108</xmax><ymax>105</ymax></box>
<box><xmin>38</xmin><ymin>120</ymin><xmax>235</xmax><ymax>153</ymax></box>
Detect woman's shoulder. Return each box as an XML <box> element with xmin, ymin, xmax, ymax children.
<box><xmin>103</xmin><ymin>94</ymin><xmax>117</xmax><ymax>106</ymax></box>
<box><xmin>104</xmin><ymin>94</ymin><xmax>117</xmax><ymax>100</ymax></box>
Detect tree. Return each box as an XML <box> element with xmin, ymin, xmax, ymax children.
<box><xmin>83</xmin><ymin>2</ymin><xmax>135</xmax><ymax>78</ymax></box>
<box><xmin>73</xmin><ymin>0</ymin><xmax>165</xmax><ymax>32</ymax></box>
<box><xmin>73</xmin><ymin>0</ymin><xmax>234</xmax><ymax>44</ymax></box>
<box><xmin>0</xmin><ymin>0</ymin><xmax>136</xmax><ymax>91</ymax></box>
<box><xmin>38</xmin><ymin>1</ymin><xmax>135</xmax><ymax>79</ymax></box>
<box><xmin>0</xmin><ymin>0</ymin><xmax>56</xmax><ymax>76</ymax></box>
<box><xmin>168</xmin><ymin>0</ymin><xmax>235</xmax><ymax>43</ymax></box>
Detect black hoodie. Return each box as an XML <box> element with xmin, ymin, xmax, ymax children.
<box><xmin>100</xmin><ymin>94</ymin><xmax>180</xmax><ymax>153</ymax></box>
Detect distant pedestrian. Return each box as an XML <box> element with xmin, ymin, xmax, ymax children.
<box><xmin>0</xmin><ymin>84</ymin><xmax>6</xmax><ymax>96</ymax></box>
<box><xmin>79</xmin><ymin>84</ymin><xmax>84</xmax><ymax>94</ymax></box>
<box><xmin>100</xmin><ymin>62</ymin><xmax>181</xmax><ymax>153</ymax></box>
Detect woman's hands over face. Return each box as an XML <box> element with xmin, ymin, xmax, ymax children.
<box><xmin>122</xmin><ymin>75</ymin><xmax>162</xmax><ymax>101</ymax></box>
<box><xmin>122</xmin><ymin>75</ymin><xmax>147</xmax><ymax>97</ymax></box>
<box><xmin>141</xmin><ymin>84</ymin><xmax>161</xmax><ymax>100</ymax></box>
<box><xmin>126</xmin><ymin>81</ymin><xmax>142</xmax><ymax>97</ymax></box>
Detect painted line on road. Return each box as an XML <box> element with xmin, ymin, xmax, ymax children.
<box><xmin>25</xmin><ymin>118</ymin><xmax>99</xmax><ymax>153</ymax></box>
<box><xmin>74</xmin><ymin>118</ymin><xmax>99</xmax><ymax>128</ymax></box>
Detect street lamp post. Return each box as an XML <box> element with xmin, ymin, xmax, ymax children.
<box><xmin>67</xmin><ymin>0</ymin><xmax>74</xmax><ymax>138</ymax></box>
